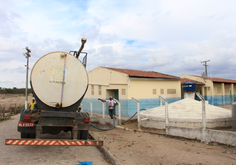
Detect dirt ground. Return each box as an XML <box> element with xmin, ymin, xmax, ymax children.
<box><xmin>91</xmin><ymin>104</ymin><xmax>236</xmax><ymax>165</ymax></box>
<box><xmin>2</xmin><ymin>94</ymin><xmax>236</xmax><ymax>164</ymax></box>
<box><xmin>0</xmin><ymin>94</ymin><xmax>33</xmax><ymax>108</ymax></box>
<box><xmin>90</xmin><ymin>120</ymin><xmax>236</xmax><ymax>165</ymax></box>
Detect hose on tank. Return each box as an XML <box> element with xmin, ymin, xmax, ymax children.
<box><xmin>90</xmin><ymin>108</ymin><xmax>146</xmax><ymax>131</ymax></box>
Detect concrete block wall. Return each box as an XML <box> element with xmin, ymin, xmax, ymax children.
<box><xmin>82</xmin><ymin>97</ymin><xmax>181</xmax><ymax>117</ymax></box>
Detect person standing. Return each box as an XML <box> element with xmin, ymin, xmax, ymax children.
<box><xmin>29</xmin><ymin>98</ymin><xmax>36</xmax><ymax>110</ymax></box>
<box><xmin>98</xmin><ymin>96</ymin><xmax>117</xmax><ymax>119</ymax></box>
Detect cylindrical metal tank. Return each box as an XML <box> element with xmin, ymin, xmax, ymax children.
<box><xmin>30</xmin><ymin>51</ymin><xmax>88</xmax><ymax>111</ymax></box>
<box><xmin>182</xmin><ymin>81</ymin><xmax>197</xmax><ymax>92</ymax></box>
<box><xmin>232</xmin><ymin>102</ymin><xmax>236</xmax><ymax>131</ymax></box>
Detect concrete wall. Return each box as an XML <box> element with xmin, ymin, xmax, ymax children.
<box><xmin>205</xmin><ymin>129</ymin><xmax>236</xmax><ymax>146</ymax></box>
<box><xmin>168</xmin><ymin>127</ymin><xmax>236</xmax><ymax>146</ymax></box>
<box><xmin>168</xmin><ymin>127</ymin><xmax>203</xmax><ymax>140</ymax></box>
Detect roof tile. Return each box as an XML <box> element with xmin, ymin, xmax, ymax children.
<box><xmin>191</xmin><ymin>75</ymin><xmax>236</xmax><ymax>84</ymax></box>
<box><xmin>102</xmin><ymin>67</ymin><xmax>180</xmax><ymax>79</ymax></box>
<box><xmin>210</xmin><ymin>77</ymin><xmax>236</xmax><ymax>83</ymax></box>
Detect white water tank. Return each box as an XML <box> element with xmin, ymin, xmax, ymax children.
<box><xmin>30</xmin><ymin>52</ymin><xmax>88</xmax><ymax>108</ymax></box>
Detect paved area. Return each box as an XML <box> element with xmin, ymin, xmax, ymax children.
<box><xmin>0</xmin><ymin>114</ymin><xmax>111</xmax><ymax>165</ymax></box>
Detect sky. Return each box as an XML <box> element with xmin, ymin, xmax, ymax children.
<box><xmin>1</xmin><ymin>0</ymin><xmax>236</xmax><ymax>88</ymax></box>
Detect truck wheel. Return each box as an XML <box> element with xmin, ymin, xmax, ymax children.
<box><xmin>30</xmin><ymin>134</ymin><xmax>36</xmax><ymax>139</ymax></box>
<box><xmin>71</xmin><ymin>132</ymin><xmax>73</xmax><ymax>139</ymax></box>
<box><xmin>80</xmin><ymin>130</ymin><xmax>88</xmax><ymax>140</ymax></box>
<box><xmin>71</xmin><ymin>132</ymin><xmax>81</xmax><ymax>140</ymax></box>
<box><xmin>21</xmin><ymin>133</ymin><xmax>30</xmax><ymax>138</ymax></box>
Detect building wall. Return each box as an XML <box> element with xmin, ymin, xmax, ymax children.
<box><xmin>128</xmin><ymin>78</ymin><xmax>181</xmax><ymax>99</ymax></box>
<box><xmin>88</xmin><ymin>67</ymin><xmax>129</xmax><ymax>86</ymax></box>
<box><xmin>85</xmin><ymin>84</ymin><xmax>129</xmax><ymax>99</ymax></box>
<box><xmin>182</xmin><ymin>75</ymin><xmax>214</xmax><ymax>104</ymax></box>
<box><xmin>85</xmin><ymin>67</ymin><xmax>129</xmax><ymax>99</ymax></box>
<box><xmin>116</xmin><ymin>78</ymin><xmax>182</xmax><ymax>116</ymax></box>
<box><xmin>181</xmin><ymin>75</ymin><xmax>236</xmax><ymax>105</ymax></box>
<box><xmin>82</xmin><ymin>67</ymin><xmax>181</xmax><ymax>117</ymax></box>
<box><xmin>181</xmin><ymin>75</ymin><xmax>205</xmax><ymax>84</ymax></box>
<box><xmin>213</xmin><ymin>83</ymin><xmax>235</xmax><ymax>105</ymax></box>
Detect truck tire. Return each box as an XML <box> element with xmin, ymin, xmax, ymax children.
<box><xmin>80</xmin><ymin>130</ymin><xmax>88</xmax><ymax>140</ymax></box>
<box><xmin>71</xmin><ymin>132</ymin><xmax>81</xmax><ymax>140</ymax></box>
<box><xmin>71</xmin><ymin>131</ymin><xmax>88</xmax><ymax>140</ymax></box>
<box><xmin>21</xmin><ymin>133</ymin><xmax>29</xmax><ymax>138</ymax></box>
<box><xmin>30</xmin><ymin>133</ymin><xmax>36</xmax><ymax>139</ymax></box>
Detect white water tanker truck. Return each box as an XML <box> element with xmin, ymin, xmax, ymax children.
<box><xmin>5</xmin><ymin>39</ymin><xmax>103</xmax><ymax>146</ymax></box>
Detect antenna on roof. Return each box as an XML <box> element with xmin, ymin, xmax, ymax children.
<box><xmin>201</xmin><ymin>60</ymin><xmax>210</xmax><ymax>77</ymax></box>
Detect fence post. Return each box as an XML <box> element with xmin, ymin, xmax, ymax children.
<box><xmin>0</xmin><ymin>106</ymin><xmax>2</xmax><ymax>118</ymax></box>
<box><xmin>86</xmin><ymin>99</ymin><xmax>92</xmax><ymax>117</ymax></box>
<box><xmin>98</xmin><ymin>100</ymin><xmax>105</xmax><ymax>119</ymax></box>
<box><xmin>15</xmin><ymin>104</ymin><xmax>16</xmax><ymax>114</ymax></box>
<box><xmin>10</xmin><ymin>105</ymin><xmax>12</xmax><ymax>115</ymax></box>
<box><xmin>3</xmin><ymin>107</ymin><xmax>5</xmax><ymax>118</ymax></box>
<box><xmin>114</xmin><ymin>98</ymin><xmax>121</xmax><ymax>125</ymax></box>
<box><xmin>196</xmin><ymin>92</ymin><xmax>206</xmax><ymax>142</ymax></box>
<box><xmin>132</xmin><ymin>97</ymin><xmax>140</xmax><ymax>131</ymax></box>
<box><xmin>159</xmin><ymin>96</ymin><xmax>169</xmax><ymax>134</ymax></box>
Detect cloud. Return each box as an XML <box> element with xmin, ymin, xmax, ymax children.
<box><xmin>1</xmin><ymin>0</ymin><xmax>236</xmax><ymax>88</ymax></box>
<box><xmin>0</xmin><ymin>66</ymin><xmax>25</xmax><ymax>74</ymax></box>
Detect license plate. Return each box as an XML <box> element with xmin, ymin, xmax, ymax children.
<box><xmin>18</xmin><ymin>122</ymin><xmax>34</xmax><ymax>127</ymax></box>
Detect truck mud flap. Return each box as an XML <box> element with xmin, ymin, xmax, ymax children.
<box><xmin>5</xmin><ymin>139</ymin><xmax>103</xmax><ymax>146</ymax></box>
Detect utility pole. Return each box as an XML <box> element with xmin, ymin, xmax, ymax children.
<box><xmin>201</xmin><ymin>60</ymin><xmax>210</xmax><ymax>77</ymax></box>
<box><xmin>24</xmin><ymin>47</ymin><xmax>31</xmax><ymax>109</ymax></box>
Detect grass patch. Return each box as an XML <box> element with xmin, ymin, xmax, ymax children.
<box><xmin>0</xmin><ymin>116</ymin><xmax>11</xmax><ymax>122</ymax></box>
